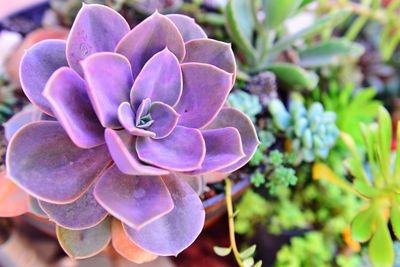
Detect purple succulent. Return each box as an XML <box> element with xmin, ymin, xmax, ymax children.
<box><xmin>4</xmin><ymin>4</ymin><xmax>259</xmax><ymax>261</ymax></box>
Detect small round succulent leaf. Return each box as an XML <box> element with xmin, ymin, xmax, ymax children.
<box><xmin>204</xmin><ymin>107</ymin><xmax>260</xmax><ymax>182</ymax></box>
<box><xmin>40</xmin><ymin>185</ymin><xmax>108</xmax><ymax>230</ymax></box>
<box><xmin>81</xmin><ymin>52</ymin><xmax>133</xmax><ymax>128</ymax></box>
<box><xmin>20</xmin><ymin>40</ymin><xmax>68</xmax><ymax>116</ymax></box>
<box><xmin>104</xmin><ymin>129</ymin><xmax>169</xmax><ymax>176</ymax></box>
<box><xmin>0</xmin><ymin>171</ymin><xmax>29</xmax><ymax>217</ymax></box>
<box><xmin>135</xmin><ymin>98</ymin><xmax>152</xmax><ymax>126</ymax></box>
<box><xmin>112</xmin><ymin>219</ymin><xmax>158</xmax><ymax>264</ymax></box>
<box><xmin>116</xmin><ymin>12</ymin><xmax>185</xmax><ymax>79</ymax></box>
<box><xmin>130</xmin><ymin>48</ymin><xmax>182</xmax><ymax>110</ymax></box>
<box><xmin>66</xmin><ymin>4</ymin><xmax>130</xmax><ymax>75</ymax></box>
<box><xmin>43</xmin><ymin>67</ymin><xmax>104</xmax><ymax>149</ymax></box>
<box><xmin>174</xmin><ymin>63</ymin><xmax>233</xmax><ymax>129</ymax></box>
<box><xmin>29</xmin><ymin>197</ymin><xmax>48</xmax><ymax>218</ymax></box>
<box><xmin>166</xmin><ymin>14</ymin><xmax>207</xmax><ymax>42</ymax></box>
<box><xmin>183</xmin><ymin>39</ymin><xmax>236</xmax><ymax>82</ymax></box>
<box><xmin>56</xmin><ymin>217</ymin><xmax>111</xmax><ymax>259</ymax></box>
<box><xmin>94</xmin><ymin>165</ymin><xmax>174</xmax><ymax>229</ymax></box>
<box><xmin>124</xmin><ymin>173</ymin><xmax>205</xmax><ymax>256</ymax></box>
<box><xmin>148</xmin><ymin>102</ymin><xmax>180</xmax><ymax>139</ymax></box>
<box><xmin>185</xmin><ymin>127</ymin><xmax>245</xmax><ymax>175</ymax></box>
<box><xmin>136</xmin><ymin>126</ymin><xmax>206</xmax><ymax>172</ymax></box>
<box><xmin>6</xmin><ymin>121</ymin><xmax>111</xmax><ymax>204</ymax></box>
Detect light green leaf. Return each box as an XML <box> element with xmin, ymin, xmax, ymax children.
<box><xmin>267</xmin><ymin>63</ymin><xmax>318</xmax><ymax>90</ymax></box>
<box><xmin>299</xmin><ymin>39</ymin><xmax>365</xmax><ymax>67</ymax></box>
<box><xmin>369</xmin><ymin>217</ymin><xmax>394</xmax><ymax>267</ymax></box>
<box><xmin>395</xmin><ymin>122</ymin><xmax>400</xmax><ymax>183</ymax></box>
<box><xmin>243</xmin><ymin>257</ymin><xmax>255</xmax><ymax>267</ymax></box>
<box><xmin>240</xmin><ymin>244</ymin><xmax>257</xmax><ymax>259</ymax></box>
<box><xmin>56</xmin><ymin>218</ymin><xmax>111</xmax><ymax>259</ymax></box>
<box><xmin>213</xmin><ymin>246</ymin><xmax>232</xmax><ymax>256</ymax></box>
<box><xmin>351</xmin><ymin>207</ymin><xmax>375</xmax><ymax>242</ymax></box>
<box><xmin>262</xmin><ymin>0</ymin><xmax>302</xmax><ymax>29</ymax></box>
<box><xmin>377</xmin><ymin>107</ymin><xmax>392</xmax><ymax>184</ymax></box>
<box><xmin>390</xmin><ymin>204</ymin><xmax>400</xmax><ymax>239</ymax></box>
<box><xmin>225</xmin><ymin>0</ymin><xmax>256</xmax><ymax>62</ymax></box>
<box><xmin>267</xmin><ymin>10</ymin><xmax>351</xmax><ymax>61</ymax></box>
<box><xmin>354</xmin><ymin>180</ymin><xmax>379</xmax><ymax>198</ymax></box>
<box><xmin>253</xmin><ymin>260</ymin><xmax>263</xmax><ymax>267</ymax></box>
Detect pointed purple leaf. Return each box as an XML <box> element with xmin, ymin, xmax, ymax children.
<box><xmin>39</xmin><ymin>185</ymin><xmax>108</xmax><ymax>230</ymax></box>
<box><xmin>130</xmin><ymin>49</ymin><xmax>182</xmax><ymax>109</ymax></box>
<box><xmin>66</xmin><ymin>4</ymin><xmax>130</xmax><ymax>75</ymax></box>
<box><xmin>81</xmin><ymin>52</ymin><xmax>133</xmax><ymax>128</ymax></box>
<box><xmin>43</xmin><ymin>67</ymin><xmax>104</xmax><ymax>148</ymax></box>
<box><xmin>184</xmin><ymin>39</ymin><xmax>236</xmax><ymax>81</ymax></box>
<box><xmin>136</xmin><ymin>126</ymin><xmax>205</xmax><ymax>172</ymax></box>
<box><xmin>6</xmin><ymin>121</ymin><xmax>111</xmax><ymax>204</ymax></box>
<box><xmin>205</xmin><ymin>108</ymin><xmax>260</xmax><ymax>182</ymax></box>
<box><xmin>174</xmin><ymin>63</ymin><xmax>233</xmax><ymax>128</ymax></box>
<box><xmin>104</xmin><ymin>129</ymin><xmax>169</xmax><ymax>176</ymax></box>
<box><xmin>118</xmin><ymin>102</ymin><xmax>155</xmax><ymax>138</ymax></box>
<box><xmin>116</xmin><ymin>12</ymin><xmax>185</xmax><ymax>79</ymax></box>
<box><xmin>124</xmin><ymin>173</ymin><xmax>205</xmax><ymax>256</ymax></box>
<box><xmin>166</xmin><ymin>14</ymin><xmax>207</xmax><ymax>42</ymax></box>
<box><xmin>185</xmin><ymin>127</ymin><xmax>245</xmax><ymax>175</ymax></box>
<box><xmin>148</xmin><ymin>102</ymin><xmax>179</xmax><ymax>139</ymax></box>
<box><xmin>94</xmin><ymin>165</ymin><xmax>174</xmax><ymax>229</ymax></box>
<box><xmin>20</xmin><ymin>40</ymin><xmax>68</xmax><ymax>115</ymax></box>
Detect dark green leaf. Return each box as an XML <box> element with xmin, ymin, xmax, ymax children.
<box><xmin>262</xmin><ymin>0</ymin><xmax>302</xmax><ymax>29</ymax></box>
<box><xmin>299</xmin><ymin>39</ymin><xmax>364</xmax><ymax>67</ymax></box>
<box><xmin>267</xmin><ymin>63</ymin><xmax>318</xmax><ymax>90</ymax></box>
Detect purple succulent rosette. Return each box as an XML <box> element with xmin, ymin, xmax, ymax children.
<box><xmin>4</xmin><ymin>4</ymin><xmax>259</xmax><ymax>261</ymax></box>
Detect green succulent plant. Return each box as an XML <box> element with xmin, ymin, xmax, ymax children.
<box><xmin>0</xmin><ymin>77</ymin><xmax>16</xmax><ymax>124</ymax></box>
<box><xmin>269</xmin><ymin>99</ymin><xmax>339</xmax><ymax>164</ymax></box>
<box><xmin>228</xmin><ymin>90</ymin><xmax>262</xmax><ymax>123</ymax></box>
<box><xmin>314</xmin><ymin>107</ymin><xmax>400</xmax><ymax>267</ymax></box>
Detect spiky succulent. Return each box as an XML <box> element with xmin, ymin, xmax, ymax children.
<box><xmin>269</xmin><ymin>99</ymin><xmax>338</xmax><ymax>163</ymax></box>
<box><xmin>1</xmin><ymin>4</ymin><xmax>259</xmax><ymax>262</ymax></box>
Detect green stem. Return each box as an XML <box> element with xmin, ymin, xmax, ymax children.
<box><xmin>225</xmin><ymin>178</ymin><xmax>244</xmax><ymax>267</ymax></box>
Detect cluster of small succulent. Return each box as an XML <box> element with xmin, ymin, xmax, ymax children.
<box><xmin>228</xmin><ymin>90</ymin><xmax>262</xmax><ymax>123</ymax></box>
<box><xmin>269</xmin><ymin>99</ymin><xmax>339</xmax><ymax>163</ymax></box>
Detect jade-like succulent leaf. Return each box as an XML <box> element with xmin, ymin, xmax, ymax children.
<box><xmin>111</xmin><ymin>219</ymin><xmax>157</xmax><ymax>263</ymax></box>
<box><xmin>351</xmin><ymin>207</ymin><xmax>375</xmax><ymax>242</ymax></box>
<box><xmin>116</xmin><ymin>12</ymin><xmax>185</xmax><ymax>79</ymax></box>
<box><xmin>94</xmin><ymin>165</ymin><xmax>174</xmax><ymax>229</ymax></box>
<box><xmin>130</xmin><ymin>49</ymin><xmax>182</xmax><ymax>110</ymax></box>
<box><xmin>104</xmin><ymin>129</ymin><xmax>169</xmax><ymax>176</ymax></box>
<box><xmin>166</xmin><ymin>14</ymin><xmax>207</xmax><ymax>42</ymax></box>
<box><xmin>186</xmin><ymin>127</ymin><xmax>245</xmax><ymax>175</ymax></box>
<box><xmin>40</xmin><ymin>185</ymin><xmax>108</xmax><ymax>230</ymax></box>
<box><xmin>7</xmin><ymin>121</ymin><xmax>111</xmax><ymax>204</ymax></box>
<box><xmin>136</xmin><ymin>126</ymin><xmax>205</xmax><ymax>172</ymax></box>
<box><xmin>44</xmin><ymin>67</ymin><xmax>104</xmax><ymax>148</ymax></box>
<box><xmin>124</xmin><ymin>173</ymin><xmax>205</xmax><ymax>256</ymax></box>
<box><xmin>57</xmin><ymin>217</ymin><xmax>111</xmax><ymax>259</ymax></box>
<box><xmin>81</xmin><ymin>52</ymin><xmax>133</xmax><ymax>128</ymax></box>
<box><xmin>368</xmin><ymin>217</ymin><xmax>394</xmax><ymax>267</ymax></box>
<box><xmin>20</xmin><ymin>40</ymin><xmax>68</xmax><ymax>115</ymax></box>
<box><xmin>175</xmin><ymin>63</ymin><xmax>232</xmax><ymax>128</ymax></box>
<box><xmin>66</xmin><ymin>4</ymin><xmax>130</xmax><ymax>75</ymax></box>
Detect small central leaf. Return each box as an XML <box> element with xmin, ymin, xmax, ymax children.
<box><xmin>137</xmin><ymin>114</ymin><xmax>154</xmax><ymax>129</ymax></box>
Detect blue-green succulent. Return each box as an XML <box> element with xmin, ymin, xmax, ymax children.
<box><xmin>228</xmin><ymin>90</ymin><xmax>262</xmax><ymax>123</ymax></box>
<box><xmin>269</xmin><ymin>99</ymin><xmax>339</xmax><ymax>163</ymax></box>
